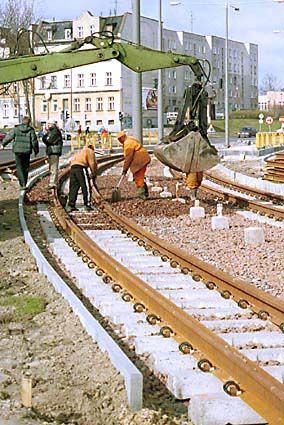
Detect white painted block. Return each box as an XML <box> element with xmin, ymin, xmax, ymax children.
<box><xmin>190</xmin><ymin>206</ymin><xmax>205</xmax><ymax>219</ymax></box>
<box><xmin>188</xmin><ymin>393</ymin><xmax>266</xmax><ymax>425</ymax></box>
<box><xmin>211</xmin><ymin>216</ymin><xmax>229</xmax><ymax>230</ymax></box>
<box><xmin>244</xmin><ymin>227</ymin><xmax>264</xmax><ymax>244</ymax></box>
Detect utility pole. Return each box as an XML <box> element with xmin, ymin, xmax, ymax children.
<box><xmin>132</xmin><ymin>0</ymin><xmax>143</xmax><ymax>142</ymax></box>
<box><xmin>158</xmin><ymin>0</ymin><xmax>164</xmax><ymax>142</ymax></box>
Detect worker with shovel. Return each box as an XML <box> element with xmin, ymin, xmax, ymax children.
<box><xmin>65</xmin><ymin>144</ymin><xmax>97</xmax><ymax>212</ymax></box>
<box><xmin>116</xmin><ymin>131</ymin><xmax>151</xmax><ymax>200</ymax></box>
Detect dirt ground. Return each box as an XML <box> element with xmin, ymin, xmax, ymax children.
<box><xmin>0</xmin><ymin>178</ymin><xmax>190</xmax><ymax>424</ymax></box>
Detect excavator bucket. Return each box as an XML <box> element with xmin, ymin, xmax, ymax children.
<box><xmin>153</xmin><ymin>131</ymin><xmax>220</xmax><ymax>173</ymax></box>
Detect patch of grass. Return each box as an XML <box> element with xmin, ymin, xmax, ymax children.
<box><xmin>211</xmin><ymin>118</ymin><xmax>281</xmax><ymax>137</ymax></box>
<box><xmin>0</xmin><ymin>295</ymin><xmax>46</xmax><ymax>318</ymax></box>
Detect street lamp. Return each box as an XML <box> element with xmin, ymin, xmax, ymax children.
<box><xmin>169</xmin><ymin>2</ymin><xmax>195</xmax><ymax>32</ymax></box>
<box><xmin>225</xmin><ymin>3</ymin><xmax>239</xmax><ymax>148</ymax></box>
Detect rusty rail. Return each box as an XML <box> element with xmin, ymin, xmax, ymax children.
<box><xmin>47</xmin><ymin>163</ymin><xmax>284</xmax><ymax>424</ymax></box>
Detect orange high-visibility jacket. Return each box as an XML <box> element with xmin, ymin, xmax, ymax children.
<box><xmin>122</xmin><ymin>136</ymin><xmax>151</xmax><ymax>174</ymax></box>
<box><xmin>71</xmin><ymin>147</ymin><xmax>97</xmax><ymax>175</ymax></box>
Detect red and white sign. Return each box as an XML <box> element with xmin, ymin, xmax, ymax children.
<box><xmin>279</xmin><ymin>116</ymin><xmax>284</xmax><ymax>123</ymax></box>
<box><xmin>265</xmin><ymin>116</ymin><xmax>274</xmax><ymax>125</ymax></box>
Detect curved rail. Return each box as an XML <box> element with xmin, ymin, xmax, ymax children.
<box><xmin>0</xmin><ymin>156</ymin><xmax>48</xmax><ymax>175</ymax></box>
<box><xmin>45</xmin><ymin>162</ymin><xmax>284</xmax><ymax>425</ymax></box>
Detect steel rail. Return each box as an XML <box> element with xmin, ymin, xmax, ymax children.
<box><xmin>205</xmin><ymin>170</ymin><xmax>284</xmax><ymax>203</ymax></box>
<box><xmin>0</xmin><ymin>156</ymin><xmax>48</xmax><ymax>175</ymax></box>
<box><xmin>49</xmin><ymin>165</ymin><xmax>284</xmax><ymax>424</ymax></box>
<box><xmin>201</xmin><ymin>180</ymin><xmax>284</xmax><ymax>221</ymax></box>
<box><xmin>100</xmin><ymin>201</ymin><xmax>284</xmax><ymax>326</ymax></box>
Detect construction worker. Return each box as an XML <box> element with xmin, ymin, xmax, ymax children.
<box><xmin>42</xmin><ymin>119</ymin><xmax>63</xmax><ymax>189</ymax></box>
<box><xmin>65</xmin><ymin>144</ymin><xmax>97</xmax><ymax>212</ymax></box>
<box><xmin>0</xmin><ymin>116</ymin><xmax>39</xmax><ymax>190</ymax></box>
<box><xmin>185</xmin><ymin>171</ymin><xmax>203</xmax><ymax>200</ymax></box>
<box><xmin>117</xmin><ymin>131</ymin><xmax>151</xmax><ymax>200</ymax></box>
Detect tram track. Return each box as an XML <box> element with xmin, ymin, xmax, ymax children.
<box><xmin>203</xmin><ymin>169</ymin><xmax>284</xmax><ymax>221</ymax></box>
<box><xmin>23</xmin><ymin>157</ymin><xmax>283</xmax><ymax>424</ymax></box>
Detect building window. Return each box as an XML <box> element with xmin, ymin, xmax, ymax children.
<box><xmin>105</xmin><ymin>72</ymin><xmax>112</xmax><ymax>86</ymax></box>
<box><xmin>65</xmin><ymin>28</ymin><xmax>71</xmax><ymax>39</ymax></box>
<box><xmin>52</xmin><ymin>99</ymin><xmax>58</xmax><ymax>112</ymax></box>
<box><xmin>74</xmin><ymin>98</ymin><xmax>80</xmax><ymax>112</ymax></box>
<box><xmin>172</xmin><ymin>71</ymin><xmax>177</xmax><ymax>79</ymax></box>
<box><xmin>78</xmin><ymin>74</ymin><xmax>84</xmax><ymax>88</ymax></box>
<box><xmin>96</xmin><ymin>120</ymin><xmax>103</xmax><ymax>125</ymax></box>
<box><xmin>108</xmin><ymin>119</ymin><xmax>114</xmax><ymax>125</ymax></box>
<box><xmin>40</xmin><ymin>76</ymin><xmax>46</xmax><ymax>89</ymax></box>
<box><xmin>184</xmin><ymin>70</ymin><xmax>189</xmax><ymax>80</ymax></box>
<box><xmin>168</xmin><ymin>70</ymin><xmax>171</xmax><ymax>79</ymax></box>
<box><xmin>41</xmin><ymin>100</ymin><xmax>47</xmax><ymax>113</ymax></box>
<box><xmin>85</xmin><ymin>98</ymin><xmax>92</xmax><ymax>112</ymax></box>
<box><xmin>78</xmin><ymin>26</ymin><xmax>83</xmax><ymax>38</ymax></box>
<box><xmin>90</xmin><ymin>73</ymin><xmax>96</xmax><ymax>86</ymax></box>
<box><xmin>64</xmin><ymin>75</ymin><xmax>71</xmax><ymax>88</ymax></box>
<box><xmin>108</xmin><ymin>96</ymin><xmax>115</xmax><ymax>111</ymax></box>
<box><xmin>96</xmin><ymin>97</ymin><xmax>103</xmax><ymax>111</ymax></box>
<box><xmin>89</xmin><ymin>25</ymin><xmax>95</xmax><ymax>34</ymax></box>
<box><xmin>3</xmin><ymin>103</ymin><xmax>9</xmax><ymax>118</ymax></box>
<box><xmin>13</xmin><ymin>104</ymin><xmax>19</xmax><ymax>117</ymax></box>
<box><xmin>50</xmin><ymin>76</ymin><xmax>57</xmax><ymax>89</ymax></box>
<box><xmin>47</xmin><ymin>30</ymin><xmax>52</xmax><ymax>41</ymax></box>
<box><xmin>172</xmin><ymin>85</ymin><xmax>177</xmax><ymax>94</ymax></box>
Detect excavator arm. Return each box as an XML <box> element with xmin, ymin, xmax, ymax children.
<box><xmin>0</xmin><ymin>34</ymin><xmax>206</xmax><ymax>84</ymax></box>
<box><xmin>0</xmin><ymin>33</ymin><xmax>218</xmax><ymax>173</ymax></box>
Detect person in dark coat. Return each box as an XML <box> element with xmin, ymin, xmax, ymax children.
<box><xmin>42</xmin><ymin>119</ymin><xmax>63</xmax><ymax>189</ymax></box>
<box><xmin>0</xmin><ymin>116</ymin><xmax>39</xmax><ymax>190</ymax></box>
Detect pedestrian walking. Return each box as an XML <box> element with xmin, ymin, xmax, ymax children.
<box><xmin>65</xmin><ymin>145</ymin><xmax>97</xmax><ymax>212</ymax></box>
<box><xmin>85</xmin><ymin>126</ymin><xmax>90</xmax><ymax>136</ymax></box>
<box><xmin>117</xmin><ymin>131</ymin><xmax>151</xmax><ymax>200</ymax></box>
<box><xmin>42</xmin><ymin>119</ymin><xmax>63</xmax><ymax>189</ymax></box>
<box><xmin>77</xmin><ymin>124</ymin><xmax>82</xmax><ymax>137</ymax></box>
<box><xmin>0</xmin><ymin>116</ymin><xmax>39</xmax><ymax>190</ymax></box>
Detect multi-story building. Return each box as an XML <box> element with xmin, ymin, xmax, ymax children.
<box><xmin>0</xmin><ymin>10</ymin><xmax>258</xmax><ymax>131</ymax></box>
<box><xmin>259</xmin><ymin>91</ymin><xmax>284</xmax><ymax>112</ymax></box>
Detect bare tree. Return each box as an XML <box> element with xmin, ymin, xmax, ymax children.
<box><xmin>260</xmin><ymin>73</ymin><xmax>281</xmax><ymax>95</ymax></box>
<box><xmin>0</xmin><ymin>0</ymin><xmax>38</xmax><ymax>124</ymax></box>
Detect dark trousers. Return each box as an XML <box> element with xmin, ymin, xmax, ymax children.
<box><xmin>68</xmin><ymin>165</ymin><xmax>91</xmax><ymax>207</ymax></box>
<box><xmin>15</xmin><ymin>153</ymin><xmax>30</xmax><ymax>187</ymax></box>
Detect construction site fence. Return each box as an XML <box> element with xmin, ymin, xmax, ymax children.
<box><xmin>70</xmin><ymin>132</ymin><xmax>159</xmax><ymax>151</ymax></box>
<box><xmin>256</xmin><ymin>132</ymin><xmax>284</xmax><ymax>149</ymax></box>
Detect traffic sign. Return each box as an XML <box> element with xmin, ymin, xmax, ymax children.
<box><xmin>259</xmin><ymin>113</ymin><xmax>264</xmax><ymax>119</ymax></box>
<box><xmin>265</xmin><ymin>116</ymin><xmax>274</xmax><ymax>125</ymax></box>
<box><xmin>279</xmin><ymin>116</ymin><xmax>284</xmax><ymax>123</ymax></box>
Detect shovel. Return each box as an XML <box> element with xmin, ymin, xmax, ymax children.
<box><xmin>111</xmin><ymin>174</ymin><xmax>124</xmax><ymax>202</ymax></box>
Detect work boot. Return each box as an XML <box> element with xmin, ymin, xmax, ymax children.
<box><xmin>65</xmin><ymin>205</ymin><xmax>79</xmax><ymax>213</ymax></box>
<box><xmin>137</xmin><ymin>186</ymin><xmax>147</xmax><ymax>200</ymax></box>
<box><xmin>82</xmin><ymin>204</ymin><xmax>94</xmax><ymax>211</ymax></box>
<box><xmin>144</xmin><ymin>183</ymin><xmax>149</xmax><ymax>198</ymax></box>
<box><xmin>189</xmin><ymin>188</ymin><xmax>198</xmax><ymax>201</ymax></box>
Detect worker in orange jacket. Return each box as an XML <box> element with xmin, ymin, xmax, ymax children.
<box><xmin>185</xmin><ymin>171</ymin><xmax>203</xmax><ymax>200</ymax></box>
<box><xmin>66</xmin><ymin>145</ymin><xmax>97</xmax><ymax>212</ymax></box>
<box><xmin>117</xmin><ymin>131</ymin><xmax>151</xmax><ymax>200</ymax></box>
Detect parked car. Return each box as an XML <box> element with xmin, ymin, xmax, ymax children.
<box><xmin>0</xmin><ymin>129</ymin><xmax>7</xmax><ymax>141</ymax></box>
<box><xmin>238</xmin><ymin>127</ymin><xmax>257</xmax><ymax>138</ymax></box>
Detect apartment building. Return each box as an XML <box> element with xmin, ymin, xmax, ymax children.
<box><xmin>0</xmin><ymin>11</ymin><xmax>258</xmax><ymax>130</ymax></box>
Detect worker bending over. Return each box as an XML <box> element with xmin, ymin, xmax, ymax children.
<box><xmin>66</xmin><ymin>145</ymin><xmax>97</xmax><ymax>212</ymax></box>
<box><xmin>186</xmin><ymin>171</ymin><xmax>203</xmax><ymax>200</ymax></box>
<box><xmin>117</xmin><ymin>131</ymin><xmax>151</xmax><ymax>200</ymax></box>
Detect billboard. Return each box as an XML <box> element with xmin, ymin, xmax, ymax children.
<box><xmin>142</xmin><ymin>87</ymin><xmax>158</xmax><ymax>110</ymax></box>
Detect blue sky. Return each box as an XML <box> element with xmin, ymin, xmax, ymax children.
<box><xmin>38</xmin><ymin>0</ymin><xmax>284</xmax><ymax>88</ymax></box>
